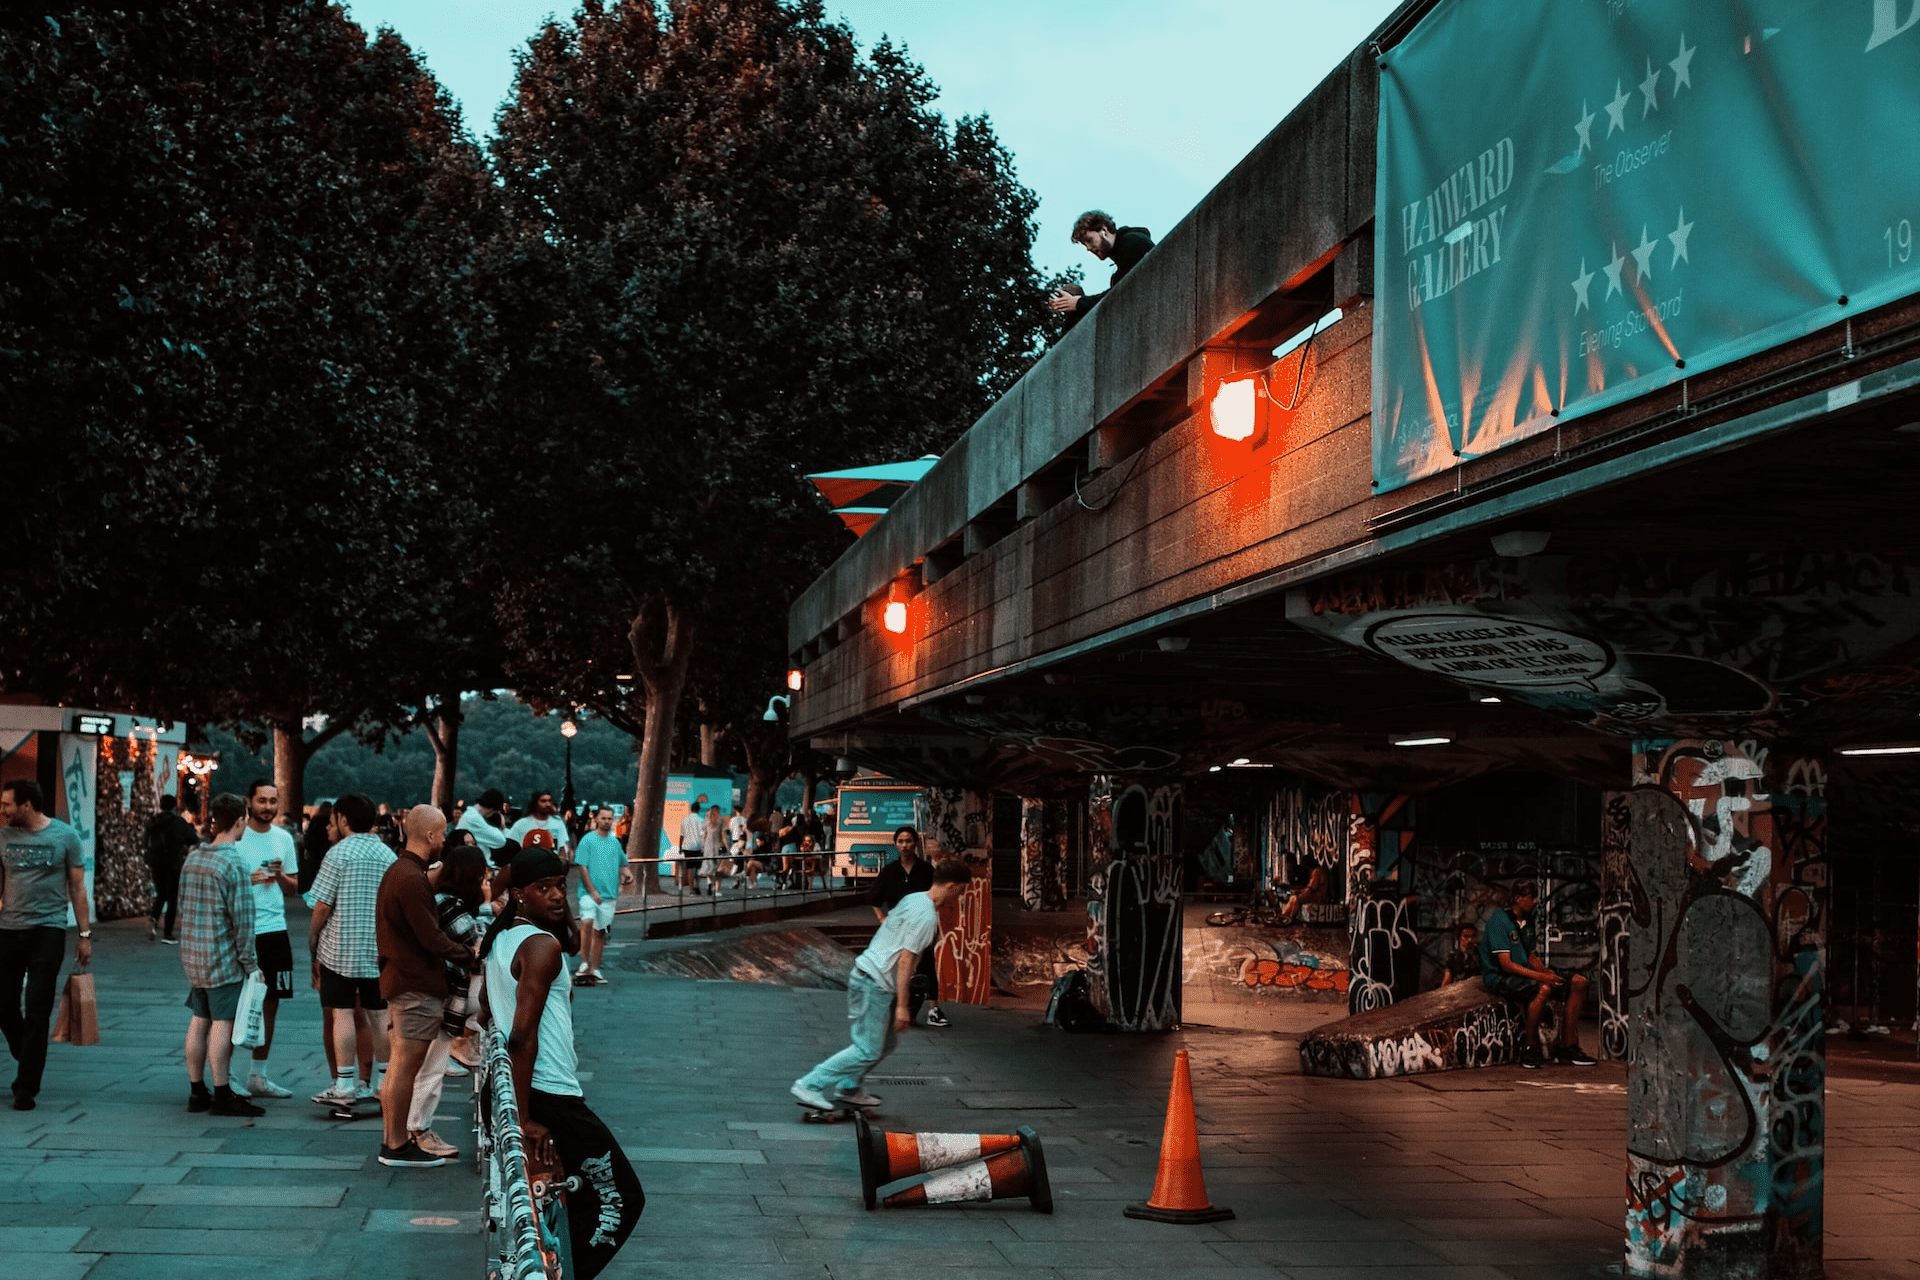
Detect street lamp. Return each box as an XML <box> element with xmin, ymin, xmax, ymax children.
<box><xmin>560</xmin><ymin>717</ymin><xmax>578</xmax><ymax>816</ymax></box>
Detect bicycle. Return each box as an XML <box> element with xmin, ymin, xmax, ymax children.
<box><xmin>1204</xmin><ymin>883</ymin><xmax>1289</xmax><ymax>928</ymax></box>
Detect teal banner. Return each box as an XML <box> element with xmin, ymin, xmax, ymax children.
<box><xmin>1373</xmin><ymin>0</ymin><xmax>1920</xmax><ymax>492</ymax></box>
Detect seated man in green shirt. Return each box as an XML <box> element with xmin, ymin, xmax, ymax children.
<box><xmin>1480</xmin><ymin>887</ymin><xmax>1595</xmax><ymax>1068</ymax></box>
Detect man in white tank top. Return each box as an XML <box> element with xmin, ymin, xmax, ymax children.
<box><xmin>484</xmin><ymin>848</ymin><xmax>643</xmax><ymax>1279</ymax></box>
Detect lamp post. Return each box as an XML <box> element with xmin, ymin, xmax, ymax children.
<box><xmin>560</xmin><ymin>718</ymin><xmax>578</xmax><ymax>817</ymax></box>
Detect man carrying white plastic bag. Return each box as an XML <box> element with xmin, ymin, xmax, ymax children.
<box><xmin>177</xmin><ymin>793</ymin><xmax>264</xmax><ymax>1117</ymax></box>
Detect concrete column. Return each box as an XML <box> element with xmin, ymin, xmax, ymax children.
<box><xmin>1101</xmin><ymin>781</ymin><xmax>1183</xmax><ymax>1031</ymax></box>
<box><xmin>923</xmin><ymin>787</ymin><xmax>992</xmax><ymax>1007</ymax></box>
<box><xmin>1625</xmin><ymin>739</ymin><xmax>1827</xmax><ymax>1280</ymax></box>
<box><xmin>1597</xmin><ymin>790</ymin><xmax>1632</xmax><ymax>1061</ymax></box>
<box><xmin>1018</xmin><ymin>797</ymin><xmax>1067</xmax><ymax>912</ymax></box>
<box><xmin>1085</xmin><ymin>776</ymin><xmax>1115</xmax><ymax>1021</ymax></box>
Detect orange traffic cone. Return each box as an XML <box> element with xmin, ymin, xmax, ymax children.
<box><xmin>855</xmin><ymin>1114</ymin><xmax>1025</xmax><ymax>1210</ymax></box>
<box><xmin>871</xmin><ymin>1123</ymin><xmax>1053</xmax><ymax>1213</ymax></box>
<box><xmin>1124</xmin><ymin>1048</ymin><xmax>1234</xmax><ymax>1223</ymax></box>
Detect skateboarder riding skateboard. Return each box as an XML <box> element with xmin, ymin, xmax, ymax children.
<box><xmin>791</xmin><ymin>859</ymin><xmax>972</xmax><ymax>1116</ymax></box>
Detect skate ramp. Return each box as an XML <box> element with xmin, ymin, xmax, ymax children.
<box><xmin>630</xmin><ymin>925</ymin><xmax>857</xmax><ymax>989</ymax></box>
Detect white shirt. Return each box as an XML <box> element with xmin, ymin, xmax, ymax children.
<box><xmin>485</xmin><ymin>923</ymin><xmax>581</xmax><ymax>1097</ymax></box>
<box><xmin>853</xmin><ymin>891</ymin><xmax>940</xmax><ymax>992</ymax></box>
<box><xmin>457</xmin><ymin>806</ymin><xmax>507</xmax><ymax>851</ymax></box>
<box><xmin>234</xmin><ymin>823</ymin><xmax>296</xmax><ymax>934</ymax></box>
<box><xmin>678</xmin><ymin>812</ymin><xmax>704</xmax><ymax>852</ymax></box>
<box><xmin>727</xmin><ymin>814</ymin><xmax>748</xmax><ymax>849</ymax></box>
<box><xmin>507</xmin><ymin>815</ymin><xmax>571</xmax><ymax>852</ymax></box>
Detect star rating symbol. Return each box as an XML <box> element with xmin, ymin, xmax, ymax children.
<box><xmin>1631</xmin><ymin>226</ymin><xmax>1659</xmax><ymax>281</ymax></box>
<box><xmin>1605</xmin><ymin>80</ymin><xmax>1630</xmax><ymax>136</ymax></box>
<box><xmin>1670</xmin><ymin>33</ymin><xmax>1695</xmax><ymax>92</ymax></box>
<box><xmin>1571</xmin><ymin>259</ymin><xmax>1594</xmax><ymax>313</ymax></box>
<box><xmin>1603</xmin><ymin>243</ymin><xmax>1625</xmax><ymax>299</ymax></box>
<box><xmin>1669</xmin><ymin>207</ymin><xmax>1694</xmax><ymax>267</ymax></box>
<box><xmin>1639</xmin><ymin>59</ymin><xmax>1661</xmax><ymax>117</ymax></box>
<box><xmin>1574</xmin><ymin>101</ymin><xmax>1595</xmax><ymax>155</ymax></box>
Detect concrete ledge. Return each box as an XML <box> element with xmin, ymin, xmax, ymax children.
<box><xmin>1297</xmin><ymin>979</ymin><xmax>1525</xmax><ymax>1078</ymax></box>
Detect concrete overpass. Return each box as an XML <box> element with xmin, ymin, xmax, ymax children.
<box><xmin>788</xmin><ymin>4</ymin><xmax>1920</xmax><ymax>1275</ymax></box>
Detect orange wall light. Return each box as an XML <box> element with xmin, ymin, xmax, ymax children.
<box><xmin>787</xmin><ymin>668</ymin><xmax>804</xmax><ymax>691</ymax></box>
<box><xmin>883</xmin><ymin>600</ymin><xmax>909</xmax><ymax>633</ymax></box>
<box><xmin>1209</xmin><ymin>376</ymin><xmax>1260</xmax><ymax>441</ymax></box>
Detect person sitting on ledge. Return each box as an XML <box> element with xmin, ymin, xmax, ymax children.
<box><xmin>1480</xmin><ymin>886</ymin><xmax>1595</xmax><ymax>1068</ymax></box>
<box><xmin>1047</xmin><ymin>211</ymin><xmax>1153</xmax><ymax>322</ymax></box>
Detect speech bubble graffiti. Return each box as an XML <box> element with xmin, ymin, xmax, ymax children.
<box><xmin>1362</xmin><ymin>613</ymin><xmax>1614</xmax><ymax>689</ymax></box>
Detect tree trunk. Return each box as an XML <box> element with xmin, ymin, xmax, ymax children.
<box><xmin>625</xmin><ymin>592</ymin><xmax>696</xmax><ymax>897</ymax></box>
<box><xmin>425</xmin><ymin>688</ymin><xmax>463</xmax><ymax>812</ymax></box>
<box><xmin>739</xmin><ymin>727</ymin><xmax>781</xmax><ymax>822</ymax></box>
<box><xmin>271</xmin><ymin>718</ymin><xmax>347</xmax><ymax>827</ymax></box>
<box><xmin>699</xmin><ymin>717</ymin><xmax>723</xmax><ymax>769</ymax></box>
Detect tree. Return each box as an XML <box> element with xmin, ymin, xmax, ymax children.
<box><xmin>0</xmin><ymin>4</ymin><xmax>501</xmax><ymax>816</ymax></box>
<box><xmin>486</xmin><ymin>0</ymin><xmax>1047</xmax><ymax>868</ymax></box>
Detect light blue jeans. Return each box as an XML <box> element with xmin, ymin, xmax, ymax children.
<box><xmin>798</xmin><ymin>971</ymin><xmax>898</xmax><ymax>1095</ymax></box>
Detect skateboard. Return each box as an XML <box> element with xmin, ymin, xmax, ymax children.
<box><xmin>313</xmin><ymin>1092</ymin><xmax>380</xmax><ymax>1122</ymax></box>
<box><xmin>798</xmin><ymin>1099</ymin><xmax>876</xmax><ymax>1125</ymax></box>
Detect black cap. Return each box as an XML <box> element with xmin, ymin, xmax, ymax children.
<box><xmin>508</xmin><ymin>846</ymin><xmax>567</xmax><ymax>890</ymax></box>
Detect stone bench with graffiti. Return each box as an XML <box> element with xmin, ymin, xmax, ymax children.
<box><xmin>1296</xmin><ymin>978</ymin><xmax>1527</xmax><ymax>1078</ymax></box>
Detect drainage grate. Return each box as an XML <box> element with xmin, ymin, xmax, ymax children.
<box><xmin>865</xmin><ymin>1075</ymin><xmax>953</xmax><ymax>1087</ymax></box>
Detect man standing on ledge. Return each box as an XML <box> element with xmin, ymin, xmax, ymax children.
<box><xmin>374</xmin><ymin>804</ymin><xmax>474</xmax><ymax>1166</ymax></box>
<box><xmin>792</xmin><ymin>860</ymin><xmax>972</xmax><ymax>1113</ymax></box>
<box><xmin>1480</xmin><ymin>885</ymin><xmax>1595</xmax><ymax>1068</ymax></box>
<box><xmin>0</xmin><ymin>779</ymin><xmax>91</xmax><ymax>1111</ymax></box>
<box><xmin>1047</xmin><ymin>211</ymin><xmax>1154</xmax><ymax>325</ymax></box>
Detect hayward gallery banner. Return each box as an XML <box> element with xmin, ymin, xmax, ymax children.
<box><xmin>1372</xmin><ymin>0</ymin><xmax>1920</xmax><ymax>493</ymax></box>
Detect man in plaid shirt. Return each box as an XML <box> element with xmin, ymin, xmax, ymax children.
<box><xmin>308</xmin><ymin>792</ymin><xmax>396</xmax><ymax>1106</ymax></box>
<box><xmin>177</xmin><ymin>793</ymin><xmax>261</xmax><ymax>1117</ymax></box>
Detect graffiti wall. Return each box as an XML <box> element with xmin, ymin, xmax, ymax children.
<box><xmin>1596</xmin><ymin>791</ymin><xmax>1633</xmax><ymax>1061</ymax></box>
<box><xmin>1102</xmin><ymin>782</ymin><xmax>1183</xmax><ymax>1031</ymax></box>
<box><xmin>1624</xmin><ymin>738</ymin><xmax>1826</xmax><ymax>1280</ymax></box>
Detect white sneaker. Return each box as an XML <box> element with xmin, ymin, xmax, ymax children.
<box><xmin>790</xmin><ymin>1080</ymin><xmax>835</xmax><ymax>1111</ymax></box>
<box><xmin>836</xmin><ymin>1089</ymin><xmax>882</xmax><ymax>1108</ymax></box>
<box><xmin>246</xmin><ymin>1072</ymin><xmax>293</xmax><ymax>1099</ymax></box>
<box><xmin>355</xmin><ymin>1080</ymin><xmax>380</xmax><ymax>1102</ymax></box>
<box><xmin>312</xmin><ymin>1081</ymin><xmax>357</xmax><ymax>1105</ymax></box>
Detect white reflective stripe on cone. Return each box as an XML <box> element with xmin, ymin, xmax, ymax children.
<box><xmin>915</xmin><ymin>1157</ymin><xmax>995</xmax><ymax>1204</ymax></box>
<box><xmin>915</xmin><ymin>1133</ymin><xmax>982</xmax><ymax>1171</ymax></box>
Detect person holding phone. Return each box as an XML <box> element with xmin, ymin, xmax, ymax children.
<box><xmin>234</xmin><ymin>780</ymin><xmax>300</xmax><ymax>1099</ymax></box>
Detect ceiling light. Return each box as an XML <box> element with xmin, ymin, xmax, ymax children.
<box><xmin>1156</xmin><ymin>635</ymin><xmax>1190</xmax><ymax>652</ymax></box>
<box><xmin>1839</xmin><ymin>744</ymin><xmax>1920</xmax><ymax>756</ymax></box>
<box><xmin>1489</xmin><ymin>529</ymin><xmax>1552</xmax><ymax>557</ymax></box>
<box><xmin>1391</xmin><ymin>734</ymin><xmax>1452</xmax><ymax>747</ymax></box>
<box><xmin>1208</xmin><ymin>765</ymin><xmax>1222</xmax><ymax>772</ymax></box>
<box><xmin>1230</xmin><ymin>757</ymin><xmax>1250</xmax><ymax>766</ymax></box>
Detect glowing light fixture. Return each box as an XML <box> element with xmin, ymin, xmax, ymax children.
<box><xmin>1477</xmin><ymin>694</ymin><xmax>1503</xmax><ymax>704</ymax></box>
<box><xmin>560</xmin><ymin>719</ymin><xmax>578</xmax><ymax>739</ymax></box>
<box><xmin>883</xmin><ymin>601</ymin><xmax>908</xmax><ymax>633</ymax></box>
<box><xmin>1209</xmin><ymin>377</ymin><xmax>1259</xmax><ymax>441</ymax></box>
<box><xmin>787</xmin><ymin>668</ymin><xmax>804</xmax><ymax>691</ymax></box>
<box><xmin>1392</xmin><ymin>734</ymin><xmax>1452</xmax><ymax>747</ymax></box>
<box><xmin>1839</xmin><ymin>744</ymin><xmax>1920</xmax><ymax>756</ymax></box>
<box><xmin>1230</xmin><ymin>757</ymin><xmax>1251</xmax><ymax>766</ymax></box>
<box><xmin>1208</xmin><ymin>765</ymin><xmax>1223</xmax><ymax>773</ymax></box>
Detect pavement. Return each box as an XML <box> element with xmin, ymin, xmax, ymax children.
<box><xmin>5</xmin><ymin>904</ymin><xmax>1918</xmax><ymax>1280</ymax></box>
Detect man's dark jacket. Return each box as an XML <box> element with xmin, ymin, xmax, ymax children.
<box><xmin>1074</xmin><ymin>226</ymin><xmax>1155</xmax><ymax>317</ymax></box>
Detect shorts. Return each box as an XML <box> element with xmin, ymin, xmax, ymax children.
<box><xmin>318</xmin><ymin>966</ymin><xmax>388</xmax><ymax>1011</ymax></box>
<box><xmin>185</xmin><ymin>980</ymin><xmax>246</xmax><ymax>1022</ymax></box>
<box><xmin>1483</xmin><ymin>968</ymin><xmax>1581</xmax><ymax>1001</ymax></box>
<box><xmin>578</xmin><ymin>895</ymin><xmax>617</xmax><ymax>931</ymax></box>
<box><xmin>254</xmin><ymin>930</ymin><xmax>295</xmax><ymax>1000</ymax></box>
<box><xmin>387</xmin><ymin>990</ymin><xmax>447</xmax><ymax>1042</ymax></box>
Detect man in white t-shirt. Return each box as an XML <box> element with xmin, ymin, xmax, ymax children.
<box><xmin>457</xmin><ymin>788</ymin><xmax>510</xmax><ymax>861</ymax></box>
<box><xmin>791</xmin><ymin>860</ymin><xmax>972</xmax><ymax>1112</ymax></box>
<box><xmin>506</xmin><ymin>790</ymin><xmax>572</xmax><ymax>857</ymax></box>
<box><xmin>675</xmin><ymin>801</ymin><xmax>704</xmax><ymax>896</ymax></box>
<box><xmin>233</xmin><ymin>780</ymin><xmax>300</xmax><ymax>1099</ymax></box>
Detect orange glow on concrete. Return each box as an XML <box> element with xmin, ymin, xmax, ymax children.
<box><xmin>883</xmin><ymin>601</ymin><xmax>908</xmax><ymax>633</ymax></box>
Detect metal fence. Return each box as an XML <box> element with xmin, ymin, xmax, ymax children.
<box><xmin>475</xmin><ymin>1014</ymin><xmax>555</xmax><ymax>1280</ymax></box>
<box><xmin>615</xmin><ymin>854</ymin><xmax>865</xmax><ymax>929</ymax></box>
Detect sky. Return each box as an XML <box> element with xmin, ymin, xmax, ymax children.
<box><xmin>340</xmin><ymin>0</ymin><xmax>1400</xmax><ymax>284</ymax></box>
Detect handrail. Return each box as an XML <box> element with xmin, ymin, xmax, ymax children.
<box><xmin>612</xmin><ymin>854</ymin><xmax>868</xmax><ymax>929</ymax></box>
<box><xmin>477</xmin><ymin>1012</ymin><xmax>548</xmax><ymax>1280</ymax></box>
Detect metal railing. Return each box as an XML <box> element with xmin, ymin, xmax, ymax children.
<box><xmin>476</xmin><ymin>1013</ymin><xmax>556</xmax><ymax>1280</ymax></box>
<box><xmin>614</xmin><ymin>854</ymin><xmax>867</xmax><ymax>929</ymax></box>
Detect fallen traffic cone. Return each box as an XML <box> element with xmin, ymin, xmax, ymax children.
<box><xmin>855</xmin><ymin>1113</ymin><xmax>1025</xmax><ymax>1210</ymax></box>
<box><xmin>874</xmin><ymin>1124</ymin><xmax>1053</xmax><ymax>1213</ymax></box>
<box><xmin>1123</xmin><ymin>1048</ymin><xmax>1233</xmax><ymax>1223</ymax></box>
